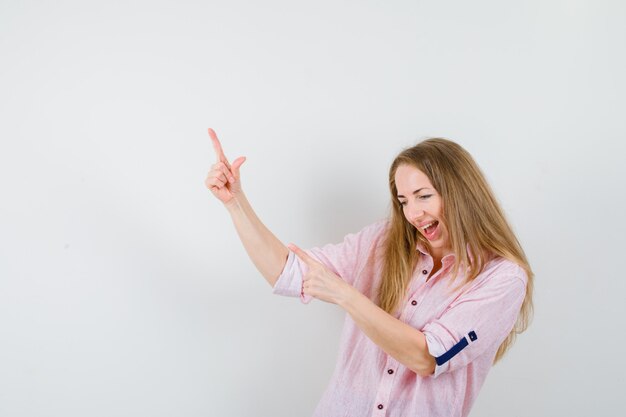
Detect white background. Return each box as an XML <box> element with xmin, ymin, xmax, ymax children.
<box><xmin>1</xmin><ymin>1</ymin><xmax>625</xmax><ymax>416</ymax></box>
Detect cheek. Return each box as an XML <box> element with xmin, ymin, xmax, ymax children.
<box><xmin>436</xmin><ymin>200</ymin><xmax>444</xmax><ymax>217</ymax></box>
<box><xmin>440</xmin><ymin>223</ymin><xmax>451</xmax><ymax>244</ymax></box>
<box><xmin>400</xmin><ymin>207</ymin><xmax>414</xmax><ymax>224</ymax></box>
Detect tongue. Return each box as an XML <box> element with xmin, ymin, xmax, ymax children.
<box><xmin>425</xmin><ymin>221</ymin><xmax>438</xmax><ymax>235</ymax></box>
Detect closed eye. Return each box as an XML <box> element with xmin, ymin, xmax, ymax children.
<box><xmin>419</xmin><ymin>194</ymin><xmax>432</xmax><ymax>200</ymax></box>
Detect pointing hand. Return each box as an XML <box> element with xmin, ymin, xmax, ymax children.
<box><xmin>288</xmin><ymin>243</ymin><xmax>353</xmax><ymax>305</ymax></box>
<box><xmin>204</xmin><ymin>128</ymin><xmax>246</xmax><ymax>205</ymax></box>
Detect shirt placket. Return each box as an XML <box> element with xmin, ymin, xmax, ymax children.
<box><xmin>370</xmin><ymin>355</ymin><xmax>399</xmax><ymax>417</ymax></box>
<box><xmin>409</xmin><ymin>257</ymin><xmax>434</xmax><ymax>308</ymax></box>
<box><xmin>369</xmin><ymin>265</ymin><xmax>433</xmax><ymax>417</ymax></box>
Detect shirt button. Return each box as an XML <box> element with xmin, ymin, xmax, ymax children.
<box><xmin>387</xmin><ymin>369</ymin><xmax>394</xmax><ymax>374</ymax></box>
<box><xmin>377</xmin><ymin>404</ymin><xmax>384</xmax><ymax>410</ymax></box>
<box><xmin>422</xmin><ymin>269</ymin><xmax>428</xmax><ymax>274</ymax></box>
<box><xmin>411</xmin><ymin>300</ymin><xmax>417</xmax><ymax>306</ymax></box>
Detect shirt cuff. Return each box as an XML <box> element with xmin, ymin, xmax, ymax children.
<box><xmin>272</xmin><ymin>250</ymin><xmax>312</xmax><ymax>304</ymax></box>
<box><xmin>424</xmin><ymin>331</ymin><xmax>450</xmax><ymax>378</ymax></box>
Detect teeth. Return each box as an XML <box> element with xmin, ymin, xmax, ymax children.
<box><xmin>422</xmin><ymin>221</ymin><xmax>435</xmax><ymax>231</ymax></box>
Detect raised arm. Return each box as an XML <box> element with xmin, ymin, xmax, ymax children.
<box><xmin>204</xmin><ymin>128</ymin><xmax>289</xmax><ymax>286</ymax></box>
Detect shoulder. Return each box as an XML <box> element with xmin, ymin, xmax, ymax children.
<box><xmin>483</xmin><ymin>257</ymin><xmax>528</xmax><ymax>285</ymax></box>
<box><xmin>361</xmin><ymin>218</ymin><xmax>390</xmax><ymax>232</ymax></box>
<box><xmin>315</xmin><ymin>219</ymin><xmax>390</xmax><ymax>254</ymax></box>
<box><xmin>344</xmin><ymin>218</ymin><xmax>390</xmax><ymax>242</ymax></box>
<box><xmin>465</xmin><ymin>257</ymin><xmax>528</xmax><ymax>296</ymax></box>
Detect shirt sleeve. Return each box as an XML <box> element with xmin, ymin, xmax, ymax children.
<box><xmin>272</xmin><ymin>220</ymin><xmax>388</xmax><ymax>304</ymax></box>
<box><xmin>422</xmin><ymin>264</ymin><xmax>528</xmax><ymax>378</ymax></box>
<box><xmin>272</xmin><ymin>249</ymin><xmax>313</xmax><ymax>303</ymax></box>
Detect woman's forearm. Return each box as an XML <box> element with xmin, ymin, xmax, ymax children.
<box><xmin>286</xmin><ymin>244</ymin><xmax>435</xmax><ymax>376</ymax></box>
<box><xmin>225</xmin><ymin>191</ymin><xmax>289</xmax><ymax>286</ymax></box>
<box><xmin>339</xmin><ymin>288</ymin><xmax>436</xmax><ymax>376</ymax></box>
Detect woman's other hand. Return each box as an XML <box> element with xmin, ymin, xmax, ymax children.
<box><xmin>288</xmin><ymin>243</ymin><xmax>355</xmax><ymax>305</ymax></box>
<box><xmin>204</xmin><ymin>128</ymin><xmax>246</xmax><ymax>206</ymax></box>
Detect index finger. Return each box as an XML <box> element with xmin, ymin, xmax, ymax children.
<box><xmin>287</xmin><ymin>243</ymin><xmax>318</xmax><ymax>266</ymax></box>
<box><xmin>208</xmin><ymin>128</ymin><xmax>231</xmax><ymax>167</ymax></box>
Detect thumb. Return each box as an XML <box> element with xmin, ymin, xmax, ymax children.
<box><xmin>231</xmin><ymin>156</ymin><xmax>246</xmax><ymax>178</ymax></box>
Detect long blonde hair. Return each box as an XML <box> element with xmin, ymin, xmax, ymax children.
<box><xmin>378</xmin><ymin>138</ymin><xmax>533</xmax><ymax>363</ymax></box>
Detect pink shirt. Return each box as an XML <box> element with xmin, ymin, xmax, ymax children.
<box><xmin>273</xmin><ymin>219</ymin><xmax>527</xmax><ymax>417</ymax></box>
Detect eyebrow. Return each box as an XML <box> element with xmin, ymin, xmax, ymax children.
<box><xmin>397</xmin><ymin>188</ymin><xmax>429</xmax><ymax>199</ymax></box>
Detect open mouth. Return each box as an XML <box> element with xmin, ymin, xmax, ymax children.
<box><xmin>421</xmin><ymin>221</ymin><xmax>439</xmax><ymax>241</ymax></box>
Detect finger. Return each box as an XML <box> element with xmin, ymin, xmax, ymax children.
<box><xmin>214</xmin><ymin>163</ymin><xmax>235</xmax><ymax>183</ymax></box>
<box><xmin>212</xmin><ymin>171</ymin><xmax>228</xmax><ymax>184</ymax></box>
<box><xmin>208</xmin><ymin>128</ymin><xmax>232</xmax><ymax>168</ymax></box>
<box><xmin>208</xmin><ymin>166</ymin><xmax>228</xmax><ymax>182</ymax></box>
<box><xmin>230</xmin><ymin>156</ymin><xmax>246</xmax><ymax>179</ymax></box>
<box><xmin>213</xmin><ymin>172</ymin><xmax>228</xmax><ymax>187</ymax></box>
<box><xmin>287</xmin><ymin>243</ymin><xmax>318</xmax><ymax>266</ymax></box>
<box><xmin>205</xmin><ymin>175</ymin><xmax>226</xmax><ymax>189</ymax></box>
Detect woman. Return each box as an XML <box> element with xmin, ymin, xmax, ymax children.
<box><xmin>205</xmin><ymin>128</ymin><xmax>533</xmax><ymax>417</ymax></box>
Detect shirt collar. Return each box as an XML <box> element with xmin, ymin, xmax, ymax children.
<box><xmin>415</xmin><ymin>242</ymin><xmax>457</xmax><ymax>264</ymax></box>
<box><xmin>415</xmin><ymin>242</ymin><xmax>474</xmax><ymax>267</ymax></box>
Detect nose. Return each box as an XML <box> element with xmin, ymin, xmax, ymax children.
<box><xmin>405</xmin><ymin>202</ymin><xmax>424</xmax><ymax>223</ymax></box>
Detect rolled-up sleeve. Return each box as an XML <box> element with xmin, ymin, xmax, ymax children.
<box><xmin>272</xmin><ymin>220</ymin><xmax>388</xmax><ymax>304</ymax></box>
<box><xmin>272</xmin><ymin>250</ymin><xmax>312</xmax><ymax>304</ymax></box>
<box><xmin>422</xmin><ymin>268</ymin><xmax>527</xmax><ymax>378</ymax></box>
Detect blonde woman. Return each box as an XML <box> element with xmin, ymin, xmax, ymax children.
<box><xmin>205</xmin><ymin>128</ymin><xmax>533</xmax><ymax>417</ymax></box>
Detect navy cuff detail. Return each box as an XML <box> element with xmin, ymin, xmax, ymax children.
<box><xmin>435</xmin><ymin>331</ymin><xmax>477</xmax><ymax>366</ymax></box>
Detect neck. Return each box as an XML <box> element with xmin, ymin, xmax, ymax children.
<box><xmin>429</xmin><ymin>245</ymin><xmax>453</xmax><ymax>274</ymax></box>
<box><xmin>429</xmin><ymin>246</ymin><xmax>450</xmax><ymax>263</ymax></box>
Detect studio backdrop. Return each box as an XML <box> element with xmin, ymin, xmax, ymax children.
<box><xmin>1</xmin><ymin>1</ymin><xmax>624</xmax><ymax>416</ymax></box>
